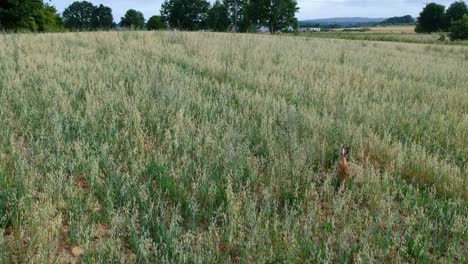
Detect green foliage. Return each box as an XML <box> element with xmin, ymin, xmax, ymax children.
<box><xmin>446</xmin><ymin>1</ymin><xmax>468</xmax><ymax>26</ymax></box>
<box><xmin>147</xmin><ymin>15</ymin><xmax>165</xmax><ymax>31</ymax></box>
<box><xmin>0</xmin><ymin>0</ymin><xmax>42</xmax><ymax>30</ymax></box>
<box><xmin>161</xmin><ymin>0</ymin><xmax>210</xmax><ymax>30</ymax></box>
<box><xmin>92</xmin><ymin>4</ymin><xmax>114</xmax><ymax>30</ymax></box>
<box><xmin>35</xmin><ymin>4</ymin><xmax>64</xmax><ymax>32</ymax></box>
<box><xmin>0</xmin><ymin>0</ymin><xmax>63</xmax><ymax>32</ymax></box>
<box><xmin>449</xmin><ymin>14</ymin><xmax>468</xmax><ymax>40</ymax></box>
<box><xmin>223</xmin><ymin>0</ymin><xmax>247</xmax><ymax>32</ymax></box>
<box><xmin>63</xmin><ymin>1</ymin><xmax>114</xmax><ymax>30</ymax></box>
<box><xmin>381</xmin><ymin>15</ymin><xmax>415</xmax><ymax>25</ymax></box>
<box><xmin>0</xmin><ymin>159</ymin><xmax>23</xmax><ymax>231</ymax></box>
<box><xmin>207</xmin><ymin>0</ymin><xmax>230</xmax><ymax>32</ymax></box>
<box><xmin>160</xmin><ymin>0</ymin><xmax>298</xmax><ymax>32</ymax></box>
<box><xmin>63</xmin><ymin>1</ymin><xmax>96</xmax><ymax>30</ymax></box>
<box><xmin>120</xmin><ymin>9</ymin><xmax>145</xmax><ymax>29</ymax></box>
<box><xmin>0</xmin><ymin>179</ymin><xmax>11</xmax><ymax>229</ymax></box>
<box><xmin>244</xmin><ymin>0</ymin><xmax>269</xmax><ymax>30</ymax></box>
<box><xmin>244</xmin><ymin>0</ymin><xmax>299</xmax><ymax>33</ymax></box>
<box><xmin>415</xmin><ymin>3</ymin><xmax>446</xmax><ymax>33</ymax></box>
<box><xmin>438</xmin><ymin>33</ymin><xmax>447</xmax><ymax>41</ymax></box>
<box><xmin>268</xmin><ymin>0</ymin><xmax>299</xmax><ymax>33</ymax></box>
<box><xmin>415</xmin><ymin>1</ymin><xmax>468</xmax><ymax>33</ymax></box>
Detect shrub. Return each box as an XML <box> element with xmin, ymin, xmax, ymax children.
<box><xmin>415</xmin><ymin>3</ymin><xmax>446</xmax><ymax>33</ymax></box>
<box><xmin>449</xmin><ymin>15</ymin><xmax>468</xmax><ymax>40</ymax></box>
<box><xmin>438</xmin><ymin>33</ymin><xmax>447</xmax><ymax>41</ymax></box>
<box><xmin>147</xmin><ymin>15</ymin><xmax>165</xmax><ymax>31</ymax></box>
<box><xmin>120</xmin><ymin>9</ymin><xmax>145</xmax><ymax>29</ymax></box>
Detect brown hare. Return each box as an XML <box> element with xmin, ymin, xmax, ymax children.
<box><xmin>336</xmin><ymin>145</ymin><xmax>363</xmax><ymax>192</ymax></box>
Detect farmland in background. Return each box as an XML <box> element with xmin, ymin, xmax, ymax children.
<box><xmin>0</xmin><ymin>31</ymin><xmax>467</xmax><ymax>263</ymax></box>
<box><xmin>366</xmin><ymin>26</ymin><xmax>416</xmax><ymax>33</ymax></box>
<box><xmin>298</xmin><ymin>25</ymin><xmax>468</xmax><ymax>45</ymax></box>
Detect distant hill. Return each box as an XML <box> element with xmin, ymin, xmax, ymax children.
<box><xmin>299</xmin><ymin>17</ymin><xmax>386</xmax><ymax>26</ymax></box>
<box><xmin>380</xmin><ymin>15</ymin><xmax>415</xmax><ymax>25</ymax></box>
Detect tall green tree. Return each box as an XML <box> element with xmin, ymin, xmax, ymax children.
<box><xmin>120</xmin><ymin>9</ymin><xmax>145</xmax><ymax>29</ymax></box>
<box><xmin>207</xmin><ymin>0</ymin><xmax>230</xmax><ymax>31</ymax></box>
<box><xmin>224</xmin><ymin>0</ymin><xmax>248</xmax><ymax>32</ymax></box>
<box><xmin>160</xmin><ymin>0</ymin><xmax>210</xmax><ymax>30</ymax></box>
<box><xmin>244</xmin><ymin>0</ymin><xmax>269</xmax><ymax>26</ymax></box>
<box><xmin>147</xmin><ymin>15</ymin><xmax>165</xmax><ymax>30</ymax></box>
<box><xmin>446</xmin><ymin>1</ymin><xmax>468</xmax><ymax>27</ymax></box>
<box><xmin>267</xmin><ymin>0</ymin><xmax>299</xmax><ymax>33</ymax></box>
<box><xmin>243</xmin><ymin>0</ymin><xmax>299</xmax><ymax>33</ymax></box>
<box><xmin>415</xmin><ymin>3</ymin><xmax>446</xmax><ymax>33</ymax></box>
<box><xmin>35</xmin><ymin>4</ymin><xmax>63</xmax><ymax>32</ymax></box>
<box><xmin>63</xmin><ymin>1</ymin><xmax>96</xmax><ymax>30</ymax></box>
<box><xmin>0</xmin><ymin>0</ymin><xmax>42</xmax><ymax>30</ymax></box>
<box><xmin>92</xmin><ymin>4</ymin><xmax>114</xmax><ymax>29</ymax></box>
<box><xmin>0</xmin><ymin>0</ymin><xmax>62</xmax><ymax>32</ymax></box>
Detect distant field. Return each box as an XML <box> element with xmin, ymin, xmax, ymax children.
<box><xmin>366</xmin><ymin>25</ymin><xmax>416</xmax><ymax>34</ymax></box>
<box><xmin>330</xmin><ymin>25</ymin><xmax>416</xmax><ymax>34</ymax></box>
<box><xmin>299</xmin><ymin>25</ymin><xmax>468</xmax><ymax>45</ymax></box>
<box><xmin>301</xmin><ymin>32</ymin><xmax>440</xmax><ymax>44</ymax></box>
<box><xmin>0</xmin><ymin>32</ymin><xmax>467</xmax><ymax>263</ymax></box>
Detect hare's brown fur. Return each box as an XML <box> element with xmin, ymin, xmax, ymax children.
<box><xmin>337</xmin><ymin>146</ymin><xmax>350</xmax><ymax>192</ymax></box>
<box><xmin>336</xmin><ymin>145</ymin><xmax>364</xmax><ymax>192</ymax></box>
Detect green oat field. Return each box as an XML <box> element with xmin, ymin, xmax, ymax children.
<box><xmin>0</xmin><ymin>31</ymin><xmax>467</xmax><ymax>263</ymax></box>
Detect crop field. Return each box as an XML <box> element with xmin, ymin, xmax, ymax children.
<box><xmin>299</xmin><ymin>27</ymin><xmax>468</xmax><ymax>45</ymax></box>
<box><xmin>326</xmin><ymin>26</ymin><xmax>416</xmax><ymax>34</ymax></box>
<box><xmin>0</xmin><ymin>31</ymin><xmax>467</xmax><ymax>263</ymax></box>
<box><xmin>366</xmin><ymin>26</ymin><xmax>416</xmax><ymax>34</ymax></box>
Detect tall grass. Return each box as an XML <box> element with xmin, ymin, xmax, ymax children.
<box><xmin>0</xmin><ymin>31</ymin><xmax>466</xmax><ymax>263</ymax></box>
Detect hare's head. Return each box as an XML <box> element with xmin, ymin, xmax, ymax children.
<box><xmin>339</xmin><ymin>145</ymin><xmax>350</xmax><ymax>160</ymax></box>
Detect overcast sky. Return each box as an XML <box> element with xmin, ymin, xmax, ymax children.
<box><xmin>49</xmin><ymin>0</ymin><xmax>458</xmax><ymax>21</ymax></box>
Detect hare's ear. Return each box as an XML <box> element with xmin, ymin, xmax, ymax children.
<box><xmin>340</xmin><ymin>145</ymin><xmax>346</xmax><ymax>156</ymax></box>
<box><xmin>345</xmin><ymin>146</ymin><xmax>351</xmax><ymax>157</ymax></box>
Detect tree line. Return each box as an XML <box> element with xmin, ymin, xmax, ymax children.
<box><xmin>380</xmin><ymin>15</ymin><xmax>415</xmax><ymax>25</ymax></box>
<box><xmin>161</xmin><ymin>0</ymin><xmax>299</xmax><ymax>33</ymax></box>
<box><xmin>0</xmin><ymin>0</ymin><xmax>63</xmax><ymax>32</ymax></box>
<box><xmin>0</xmin><ymin>0</ymin><xmax>165</xmax><ymax>32</ymax></box>
<box><xmin>0</xmin><ymin>0</ymin><xmax>299</xmax><ymax>33</ymax></box>
<box><xmin>416</xmin><ymin>1</ymin><xmax>468</xmax><ymax>40</ymax></box>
